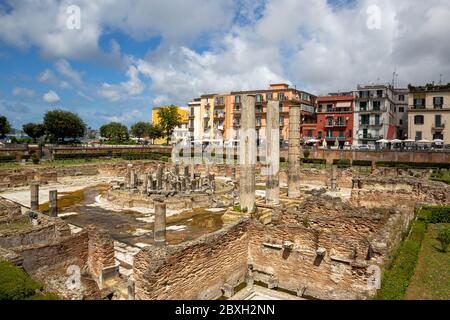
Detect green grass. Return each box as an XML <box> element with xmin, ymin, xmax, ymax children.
<box><xmin>405</xmin><ymin>223</ymin><xmax>450</xmax><ymax>300</ymax></box>
<box><xmin>430</xmin><ymin>170</ymin><xmax>450</xmax><ymax>185</ymax></box>
<box><xmin>0</xmin><ymin>260</ymin><xmax>58</xmax><ymax>300</ymax></box>
<box><xmin>374</xmin><ymin>219</ymin><xmax>427</xmax><ymax>300</ymax></box>
<box><xmin>0</xmin><ymin>218</ymin><xmax>30</xmax><ymax>232</ymax></box>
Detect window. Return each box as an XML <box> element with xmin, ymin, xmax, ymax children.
<box><xmin>267</xmin><ymin>93</ymin><xmax>273</xmax><ymax>100</ymax></box>
<box><xmin>279</xmin><ymin>102</ymin><xmax>283</xmax><ymax>112</ymax></box>
<box><xmin>399</xmin><ymin>107</ymin><xmax>404</xmax><ymax>113</ymax></box>
<box><xmin>375</xmin><ymin>114</ymin><xmax>380</xmax><ymax>125</ymax></box>
<box><xmin>399</xmin><ymin>119</ymin><xmax>403</xmax><ymax>125</ymax></box>
<box><xmin>256</xmin><ymin>94</ymin><xmax>263</xmax><ymax>103</ymax></box>
<box><xmin>307</xmin><ymin>130</ymin><xmax>313</xmax><ymax>137</ymax></box>
<box><xmin>415</xmin><ymin>131</ymin><xmax>422</xmax><ymax>140</ymax></box>
<box><xmin>360</xmin><ymin>101</ymin><xmax>367</xmax><ymax>111</ymax></box>
<box><xmin>398</xmin><ymin>95</ymin><xmax>405</xmax><ymax>101</ymax></box>
<box><xmin>279</xmin><ymin>117</ymin><xmax>284</xmax><ymax>126</ymax></box>
<box><xmin>361</xmin><ymin>115</ymin><xmax>370</xmax><ymax>125</ymax></box>
<box><xmin>377</xmin><ymin>90</ymin><xmax>383</xmax><ymax>98</ymax></box>
<box><xmin>318</xmin><ymin>131</ymin><xmax>322</xmax><ymax>139</ymax></box>
<box><xmin>349</xmin><ymin>129</ymin><xmax>352</xmax><ymax>137</ymax></box>
<box><xmin>235</xmin><ymin>95</ymin><xmax>241</xmax><ymax>103</ymax></box>
<box><xmin>435</xmin><ymin>115</ymin><xmax>442</xmax><ymax>127</ymax></box>
<box><xmin>413</xmin><ymin>98</ymin><xmax>425</xmax><ymax>108</ymax></box>
<box><xmin>373</xmin><ymin>101</ymin><xmax>381</xmax><ymax>111</ymax></box>
<box><xmin>363</xmin><ymin>129</ymin><xmax>368</xmax><ymax>139</ymax></box>
<box><xmin>278</xmin><ymin>92</ymin><xmax>285</xmax><ymax>101</ymax></box>
<box><xmin>414</xmin><ymin>115</ymin><xmax>424</xmax><ymax>125</ymax></box>
<box><xmin>256</xmin><ymin>117</ymin><xmax>262</xmax><ymax>126</ymax></box>
<box><xmin>326</xmin><ymin>104</ymin><xmax>333</xmax><ymax>112</ymax></box>
<box><xmin>336</xmin><ymin>117</ymin><xmax>345</xmax><ymax>126</ymax></box>
<box><xmin>327</xmin><ymin>130</ymin><xmax>332</xmax><ymax>138</ymax></box>
<box><xmin>339</xmin><ymin>130</ymin><xmax>344</xmax><ymax>138</ymax></box>
<box><xmin>433</xmin><ymin>97</ymin><xmax>443</xmax><ymax>108</ymax></box>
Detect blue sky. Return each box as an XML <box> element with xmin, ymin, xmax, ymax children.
<box><xmin>1</xmin><ymin>0</ymin><xmax>449</xmax><ymax>129</ymax></box>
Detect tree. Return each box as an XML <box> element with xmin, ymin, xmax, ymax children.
<box><xmin>437</xmin><ymin>227</ymin><xmax>450</xmax><ymax>253</ymax></box>
<box><xmin>147</xmin><ymin>124</ymin><xmax>163</xmax><ymax>144</ymax></box>
<box><xmin>43</xmin><ymin>110</ymin><xmax>86</xmax><ymax>143</ymax></box>
<box><xmin>0</xmin><ymin>116</ymin><xmax>11</xmax><ymax>139</ymax></box>
<box><xmin>99</xmin><ymin>122</ymin><xmax>129</xmax><ymax>143</ymax></box>
<box><xmin>157</xmin><ymin>106</ymin><xmax>182</xmax><ymax>144</ymax></box>
<box><xmin>23</xmin><ymin>123</ymin><xmax>46</xmax><ymax>143</ymax></box>
<box><xmin>131</xmin><ymin>122</ymin><xmax>151</xmax><ymax>142</ymax></box>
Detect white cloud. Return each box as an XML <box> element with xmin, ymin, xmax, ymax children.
<box><xmin>43</xmin><ymin>90</ymin><xmax>60</xmax><ymax>104</ymax></box>
<box><xmin>12</xmin><ymin>87</ymin><xmax>35</xmax><ymax>98</ymax></box>
<box><xmin>38</xmin><ymin>69</ymin><xmax>72</xmax><ymax>89</ymax></box>
<box><xmin>98</xmin><ymin>65</ymin><xmax>145</xmax><ymax>102</ymax></box>
<box><xmin>55</xmin><ymin>59</ymin><xmax>83</xmax><ymax>85</ymax></box>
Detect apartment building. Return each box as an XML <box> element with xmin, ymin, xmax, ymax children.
<box><xmin>353</xmin><ymin>84</ymin><xmax>397</xmax><ymax>146</ymax></box>
<box><xmin>188</xmin><ymin>84</ymin><xmax>317</xmax><ymax>144</ymax></box>
<box><xmin>408</xmin><ymin>84</ymin><xmax>450</xmax><ymax>143</ymax></box>
<box><xmin>393</xmin><ymin>88</ymin><xmax>409</xmax><ymax>140</ymax></box>
<box><xmin>303</xmin><ymin>95</ymin><xmax>354</xmax><ymax>147</ymax></box>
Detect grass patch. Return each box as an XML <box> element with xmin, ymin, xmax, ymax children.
<box><xmin>404</xmin><ymin>223</ymin><xmax>450</xmax><ymax>300</ymax></box>
<box><xmin>374</xmin><ymin>219</ymin><xmax>427</xmax><ymax>300</ymax></box>
<box><xmin>430</xmin><ymin>170</ymin><xmax>450</xmax><ymax>185</ymax></box>
<box><xmin>0</xmin><ymin>260</ymin><xmax>58</xmax><ymax>300</ymax></box>
<box><xmin>0</xmin><ymin>217</ymin><xmax>30</xmax><ymax>232</ymax></box>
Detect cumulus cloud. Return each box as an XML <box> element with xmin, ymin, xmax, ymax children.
<box><xmin>95</xmin><ymin>109</ymin><xmax>143</xmax><ymax>123</ymax></box>
<box><xmin>43</xmin><ymin>90</ymin><xmax>60</xmax><ymax>104</ymax></box>
<box><xmin>55</xmin><ymin>59</ymin><xmax>83</xmax><ymax>85</ymax></box>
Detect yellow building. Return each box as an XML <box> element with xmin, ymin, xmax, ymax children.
<box><xmin>151</xmin><ymin>105</ymin><xmax>189</xmax><ymax>145</ymax></box>
<box><xmin>407</xmin><ymin>84</ymin><xmax>450</xmax><ymax>144</ymax></box>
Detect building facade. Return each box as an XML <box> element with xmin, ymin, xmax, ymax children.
<box><xmin>303</xmin><ymin>95</ymin><xmax>354</xmax><ymax>147</ymax></box>
<box><xmin>393</xmin><ymin>88</ymin><xmax>409</xmax><ymax>140</ymax></box>
<box><xmin>189</xmin><ymin>84</ymin><xmax>317</xmax><ymax>144</ymax></box>
<box><xmin>408</xmin><ymin>84</ymin><xmax>450</xmax><ymax>143</ymax></box>
<box><xmin>353</xmin><ymin>85</ymin><xmax>397</xmax><ymax>146</ymax></box>
<box><xmin>151</xmin><ymin>106</ymin><xmax>189</xmax><ymax>145</ymax></box>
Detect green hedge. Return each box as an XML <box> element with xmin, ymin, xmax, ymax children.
<box><xmin>54</xmin><ymin>152</ymin><xmax>111</xmax><ymax>160</ymax></box>
<box><xmin>333</xmin><ymin>159</ymin><xmax>350</xmax><ymax>168</ymax></box>
<box><xmin>54</xmin><ymin>152</ymin><xmax>172</xmax><ymax>162</ymax></box>
<box><xmin>376</xmin><ymin>161</ymin><xmax>450</xmax><ymax>169</ymax></box>
<box><xmin>418</xmin><ymin>206</ymin><xmax>450</xmax><ymax>224</ymax></box>
<box><xmin>374</xmin><ymin>220</ymin><xmax>427</xmax><ymax>300</ymax></box>
<box><xmin>0</xmin><ymin>155</ymin><xmax>16</xmax><ymax>163</ymax></box>
<box><xmin>430</xmin><ymin>170</ymin><xmax>450</xmax><ymax>185</ymax></box>
<box><xmin>352</xmin><ymin>160</ymin><xmax>372</xmax><ymax>166</ymax></box>
<box><xmin>301</xmin><ymin>158</ymin><xmax>326</xmax><ymax>164</ymax></box>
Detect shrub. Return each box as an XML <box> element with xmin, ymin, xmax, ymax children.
<box><xmin>376</xmin><ymin>161</ymin><xmax>450</xmax><ymax>169</ymax></box>
<box><xmin>303</xmin><ymin>149</ymin><xmax>311</xmax><ymax>159</ymax></box>
<box><xmin>352</xmin><ymin>160</ymin><xmax>372</xmax><ymax>167</ymax></box>
<box><xmin>333</xmin><ymin>159</ymin><xmax>350</xmax><ymax>168</ymax></box>
<box><xmin>0</xmin><ymin>155</ymin><xmax>16</xmax><ymax>163</ymax></box>
<box><xmin>0</xmin><ymin>260</ymin><xmax>42</xmax><ymax>300</ymax></box>
<box><xmin>421</xmin><ymin>206</ymin><xmax>450</xmax><ymax>223</ymax></box>
<box><xmin>31</xmin><ymin>153</ymin><xmax>39</xmax><ymax>164</ymax></box>
<box><xmin>437</xmin><ymin>227</ymin><xmax>450</xmax><ymax>253</ymax></box>
<box><xmin>301</xmin><ymin>158</ymin><xmax>326</xmax><ymax>164</ymax></box>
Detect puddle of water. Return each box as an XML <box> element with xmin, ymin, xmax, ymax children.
<box><xmin>53</xmin><ymin>185</ymin><xmax>230</xmax><ymax>246</ymax></box>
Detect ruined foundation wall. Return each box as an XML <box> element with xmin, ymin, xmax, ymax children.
<box><xmin>16</xmin><ymin>231</ymin><xmax>89</xmax><ymax>274</ymax></box>
<box><xmin>350</xmin><ymin>177</ymin><xmax>450</xmax><ymax>207</ymax></box>
<box><xmin>134</xmin><ymin>219</ymin><xmax>250</xmax><ymax>300</ymax></box>
<box><xmin>248</xmin><ymin>196</ymin><xmax>415</xmax><ymax>300</ymax></box>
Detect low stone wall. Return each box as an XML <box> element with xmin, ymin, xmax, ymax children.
<box><xmin>134</xmin><ymin>219</ymin><xmax>250</xmax><ymax>300</ymax></box>
<box><xmin>350</xmin><ymin>177</ymin><xmax>450</xmax><ymax>207</ymax></box>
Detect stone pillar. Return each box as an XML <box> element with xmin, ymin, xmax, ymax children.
<box><xmin>174</xmin><ymin>163</ymin><xmax>180</xmax><ymax>176</ymax></box>
<box><xmin>127</xmin><ymin>277</ymin><xmax>135</xmax><ymax>300</ymax></box>
<box><xmin>126</xmin><ymin>164</ymin><xmax>133</xmax><ymax>188</ymax></box>
<box><xmin>330</xmin><ymin>165</ymin><xmax>337</xmax><ymax>191</ymax></box>
<box><xmin>288</xmin><ymin>104</ymin><xmax>301</xmax><ymax>198</ymax></box>
<box><xmin>30</xmin><ymin>182</ymin><xmax>39</xmax><ymax>211</ymax></box>
<box><xmin>154</xmin><ymin>199</ymin><xmax>166</xmax><ymax>247</ymax></box>
<box><xmin>265</xmin><ymin>101</ymin><xmax>280</xmax><ymax>205</ymax></box>
<box><xmin>156</xmin><ymin>165</ymin><xmax>163</xmax><ymax>190</ymax></box>
<box><xmin>184</xmin><ymin>165</ymin><xmax>190</xmax><ymax>178</ymax></box>
<box><xmin>49</xmin><ymin>190</ymin><xmax>58</xmax><ymax>217</ymax></box>
<box><xmin>239</xmin><ymin>95</ymin><xmax>256</xmax><ymax>213</ymax></box>
<box><xmin>142</xmin><ymin>174</ymin><xmax>148</xmax><ymax>194</ymax></box>
<box><xmin>130</xmin><ymin>169</ymin><xmax>136</xmax><ymax>189</ymax></box>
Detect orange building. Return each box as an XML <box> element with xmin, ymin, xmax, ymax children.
<box><xmin>189</xmin><ymin>84</ymin><xmax>317</xmax><ymax>144</ymax></box>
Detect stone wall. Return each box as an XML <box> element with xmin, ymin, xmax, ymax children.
<box><xmin>350</xmin><ymin>177</ymin><xmax>450</xmax><ymax>207</ymax></box>
<box><xmin>133</xmin><ymin>219</ymin><xmax>250</xmax><ymax>300</ymax></box>
<box><xmin>247</xmin><ymin>196</ymin><xmax>414</xmax><ymax>300</ymax></box>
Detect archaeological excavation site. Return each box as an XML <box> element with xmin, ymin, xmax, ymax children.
<box><xmin>0</xmin><ymin>97</ymin><xmax>449</xmax><ymax>301</ymax></box>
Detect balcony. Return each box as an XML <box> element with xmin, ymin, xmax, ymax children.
<box><xmin>214</xmin><ymin>113</ymin><xmax>225</xmax><ymax>119</ymax></box>
<box><xmin>358</xmin><ymin>107</ymin><xmax>386</xmax><ymax>113</ymax></box>
<box><xmin>410</xmin><ymin>105</ymin><xmax>426</xmax><ymax>110</ymax></box>
<box><xmin>215</xmin><ymin>98</ymin><xmax>225</xmax><ymax>107</ymax></box>
<box><xmin>359</xmin><ymin>121</ymin><xmax>382</xmax><ymax>128</ymax></box>
<box><xmin>205</xmin><ymin>104</ymin><xmax>210</xmax><ymax>110</ymax></box>
<box><xmin>432</xmin><ymin>123</ymin><xmax>445</xmax><ymax>131</ymax></box>
<box><xmin>325</xmin><ymin>121</ymin><xmax>347</xmax><ymax>128</ymax></box>
<box><xmin>234</xmin><ymin>108</ymin><xmax>241</xmax><ymax>114</ymax></box>
<box><xmin>358</xmin><ymin>134</ymin><xmax>383</xmax><ymax>140</ymax></box>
